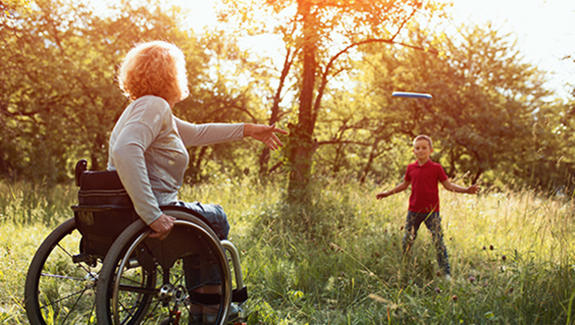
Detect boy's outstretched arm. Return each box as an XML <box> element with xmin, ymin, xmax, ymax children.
<box><xmin>376</xmin><ymin>180</ymin><xmax>411</xmax><ymax>200</ymax></box>
<box><xmin>441</xmin><ymin>180</ymin><xmax>480</xmax><ymax>194</ymax></box>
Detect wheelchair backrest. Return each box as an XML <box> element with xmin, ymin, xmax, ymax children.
<box><xmin>72</xmin><ymin>159</ymin><xmax>138</xmax><ymax>258</ymax></box>
<box><xmin>75</xmin><ymin>159</ymin><xmax>132</xmax><ymax>207</ymax></box>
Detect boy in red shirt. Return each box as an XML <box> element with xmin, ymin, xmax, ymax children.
<box><xmin>376</xmin><ymin>135</ymin><xmax>480</xmax><ymax>278</ymax></box>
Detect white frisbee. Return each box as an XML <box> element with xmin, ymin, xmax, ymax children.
<box><xmin>392</xmin><ymin>91</ymin><xmax>432</xmax><ymax>99</ymax></box>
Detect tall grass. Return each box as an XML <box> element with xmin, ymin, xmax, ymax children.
<box><xmin>0</xmin><ymin>182</ymin><xmax>75</xmax><ymax>226</ymax></box>
<box><xmin>0</xmin><ymin>182</ymin><xmax>76</xmax><ymax>324</ymax></box>
<box><xmin>1</xmin><ymin>179</ymin><xmax>575</xmax><ymax>324</ymax></box>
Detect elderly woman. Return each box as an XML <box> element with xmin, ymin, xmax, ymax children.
<box><xmin>108</xmin><ymin>40</ymin><xmax>286</xmax><ymax>323</ymax></box>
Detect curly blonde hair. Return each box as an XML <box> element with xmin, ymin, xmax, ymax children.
<box><xmin>118</xmin><ymin>41</ymin><xmax>189</xmax><ymax>104</ymax></box>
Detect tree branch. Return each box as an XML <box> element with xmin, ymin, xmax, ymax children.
<box><xmin>317</xmin><ymin>139</ymin><xmax>378</xmax><ymax>147</ymax></box>
<box><xmin>312</xmin><ymin>37</ymin><xmax>438</xmax><ymax>127</ymax></box>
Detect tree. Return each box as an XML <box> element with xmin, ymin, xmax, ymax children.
<box><xmin>175</xmin><ymin>29</ymin><xmax>282</xmax><ymax>183</ymax></box>
<box><xmin>218</xmin><ymin>0</ymin><xmax>448</xmax><ymax>204</ymax></box>
<box><xmin>1</xmin><ymin>0</ymin><xmax>282</xmax><ymax>184</ymax></box>
<box><xmin>0</xmin><ymin>0</ymin><xmax>200</xmax><ymax>182</ymax></box>
<box><xmin>1</xmin><ymin>0</ymin><xmax>31</xmax><ymax>18</ymax></box>
<box><xmin>357</xmin><ymin>23</ymin><xmax>563</xmax><ymax>189</ymax></box>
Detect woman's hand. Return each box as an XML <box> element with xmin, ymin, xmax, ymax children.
<box><xmin>244</xmin><ymin>123</ymin><xmax>288</xmax><ymax>150</ymax></box>
<box><xmin>148</xmin><ymin>213</ymin><xmax>176</xmax><ymax>240</ymax></box>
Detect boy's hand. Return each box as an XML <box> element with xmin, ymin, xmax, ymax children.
<box><xmin>466</xmin><ymin>183</ymin><xmax>481</xmax><ymax>194</ymax></box>
<box><xmin>376</xmin><ymin>191</ymin><xmax>390</xmax><ymax>200</ymax></box>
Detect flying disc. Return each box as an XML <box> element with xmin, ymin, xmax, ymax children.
<box><xmin>392</xmin><ymin>91</ymin><xmax>432</xmax><ymax>99</ymax></box>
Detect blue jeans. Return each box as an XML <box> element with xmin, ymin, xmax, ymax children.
<box><xmin>168</xmin><ymin>201</ymin><xmax>230</xmax><ymax>239</ymax></box>
<box><xmin>403</xmin><ymin>211</ymin><xmax>451</xmax><ymax>275</ymax></box>
<box><xmin>168</xmin><ymin>201</ymin><xmax>230</xmax><ymax>287</ymax></box>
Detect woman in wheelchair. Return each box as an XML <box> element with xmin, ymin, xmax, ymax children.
<box><xmin>108</xmin><ymin>40</ymin><xmax>287</xmax><ymax>323</ymax></box>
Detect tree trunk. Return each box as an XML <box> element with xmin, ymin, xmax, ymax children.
<box><xmin>359</xmin><ymin>140</ymin><xmax>380</xmax><ymax>184</ymax></box>
<box><xmin>286</xmin><ymin>0</ymin><xmax>317</xmax><ymax>204</ymax></box>
<box><xmin>286</xmin><ymin>125</ymin><xmax>316</xmax><ymax>203</ymax></box>
<box><xmin>186</xmin><ymin>146</ymin><xmax>208</xmax><ymax>184</ymax></box>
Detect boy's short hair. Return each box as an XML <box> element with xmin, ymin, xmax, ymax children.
<box><xmin>118</xmin><ymin>40</ymin><xmax>189</xmax><ymax>103</ymax></box>
<box><xmin>413</xmin><ymin>134</ymin><xmax>433</xmax><ymax>148</ymax></box>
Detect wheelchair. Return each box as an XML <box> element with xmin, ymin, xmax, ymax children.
<box><xmin>24</xmin><ymin>160</ymin><xmax>248</xmax><ymax>325</ymax></box>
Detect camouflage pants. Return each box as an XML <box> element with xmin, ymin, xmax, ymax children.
<box><xmin>402</xmin><ymin>211</ymin><xmax>451</xmax><ymax>275</ymax></box>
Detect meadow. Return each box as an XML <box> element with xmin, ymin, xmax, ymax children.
<box><xmin>1</xmin><ymin>178</ymin><xmax>575</xmax><ymax>324</ymax></box>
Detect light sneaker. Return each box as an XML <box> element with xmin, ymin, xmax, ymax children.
<box><xmin>203</xmin><ymin>303</ymin><xmax>241</xmax><ymax>324</ymax></box>
<box><xmin>188</xmin><ymin>313</ymin><xmax>203</xmax><ymax>325</ymax></box>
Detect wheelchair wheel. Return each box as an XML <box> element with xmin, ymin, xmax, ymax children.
<box><xmin>24</xmin><ymin>218</ymin><xmax>100</xmax><ymax>324</ymax></box>
<box><xmin>96</xmin><ymin>208</ymin><xmax>232</xmax><ymax>325</ymax></box>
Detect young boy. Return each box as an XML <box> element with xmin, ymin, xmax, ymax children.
<box><xmin>376</xmin><ymin>135</ymin><xmax>480</xmax><ymax>278</ymax></box>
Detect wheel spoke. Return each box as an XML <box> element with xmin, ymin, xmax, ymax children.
<box><xmin>39</xmin><ymin>286</ymin><xmax>88</xmax><ymax>310</ymax></box>
<box><xmin>60</xmin><ymin>287</ymin><xmax>87</xmax><ymax>324</ymax></box>
<box><xmin>40</xmin><ymin>272</ymin><xmax>87</xmax><ymax>281</ymax></box>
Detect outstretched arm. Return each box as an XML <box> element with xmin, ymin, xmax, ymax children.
<box><xmin>376</xmin><ymin>180</ymin><xmax>411</xmax><ymax>200</ymax></box>
<box><xmin>441</xmin><ymin>180</ymin><xmax>480</xmax><ymax>194</ymax></box>
<box><xmin>243</xmin><ymin>123</ymin><xmax>288</xmax><ymax>150</ymax></box>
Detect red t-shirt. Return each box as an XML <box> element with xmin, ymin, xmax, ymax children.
<box><xmin>404</xmin><ymin>159</ymin><xmax>448</xmax><ymax>213</ymax></box>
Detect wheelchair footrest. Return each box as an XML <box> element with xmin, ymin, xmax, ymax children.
<box><xmin>72</xmin><ymin>253</ymin><xmax>97</xmax><ymax>267</ymax></box>
<box><xmin>232</xmin><ymin>286</ymin><xmax>248</xmax><ymax>304</ymax></box>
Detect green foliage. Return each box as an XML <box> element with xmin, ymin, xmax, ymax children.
<box><xmin>232</xmin><ymin>178</ymin><xmax>575</xmax><ymax>324</ymax></box>
<box><xmin>3</xmin><ymin>180</ymin><xmax>575</xmax><ymax>324</ymax></box>
<box><xmin>328</xmin><ymin>21</ymin><xmax>574</xmax><ymax>192</ymax></box>
<box><xmin>1</xmin><ymin>220</ymin><xmax>61</xmax><ymax>324</ymax></box>
<box><xmin>0</xmin><ymin>0</ymin><xmax>283</xmax><ymax>185</ymax></box>
<box><xmin>218</xmin><ymin>0</ymin><xmax>452</xmax><ymax>203</ymax></box>
<box><xmin>2</xmin><ymin>0</ymin><xmax>574</xmax><ymax>194</ymax></box>
<box><xmin>0</xmin><ymin>181</ymin><xmax>75</xmax><ymax>226</ymax></box>
<box><xmin>174</xmin><ymin>28</ymin><xmax>285</xmax><ymax>184</ymax></box>
<box><xmin>181</xmin><ymin>178</ymin><xmax>575</xmax><ymax>324</ymax></box>
<box><xmin>253</xmin><ymin>184</ymin><xmax>358</xmax><ymax>242</ymax></box>
<box><xmin>1</xmin><ymin>0</ymin><xmax>182</xmax><ymax>181</ymax></box>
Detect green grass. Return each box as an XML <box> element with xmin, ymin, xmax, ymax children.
<box><xmin>2</xmin><ymin>179</ymin><xmax>575</xmax><ymax>324</ymax></box>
